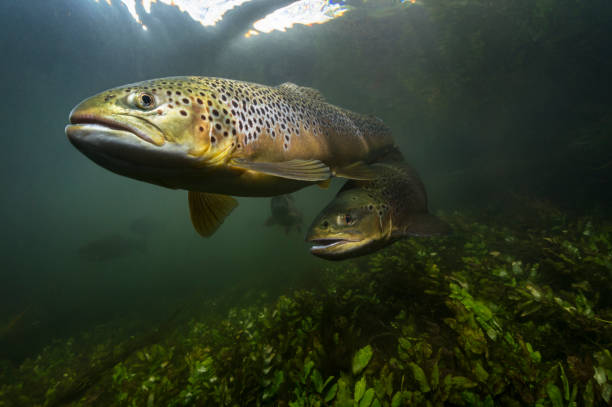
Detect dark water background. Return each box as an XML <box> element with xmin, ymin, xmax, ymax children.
<box><xmin>0</xmin><ymin>0</ymin><xmax>610</xmax><ymax>362</ymax></box>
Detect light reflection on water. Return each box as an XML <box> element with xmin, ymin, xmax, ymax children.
<box><xmin>90</xmin><ymin>0</ymin><xmax>350</xmax><ymax>35</ymax></box>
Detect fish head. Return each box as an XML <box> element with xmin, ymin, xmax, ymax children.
<box><xmin>65</xmin><ymin>77</ymin><xmax>236</xmax><ymax>186</ymax></box>
<box><xmin>306</xmin><ymin>189</ymin><xmax>391</xmax><ymax>260</ymax></box>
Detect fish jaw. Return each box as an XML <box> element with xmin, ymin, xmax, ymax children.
<box><xmin>307</xmin><ymin>234</ymin><xmax>375</xmax><ymax>261</ymax></box>
<box><xmin>66</xmin><ymin>123</ymin><xmax>199</xmax><ymax>170</ymax></box>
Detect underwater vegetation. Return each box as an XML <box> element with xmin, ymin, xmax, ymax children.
<box><xmin>1</xmin><ymin>201</ymin><xmax>611</xmax><ymax>406</ymax></box>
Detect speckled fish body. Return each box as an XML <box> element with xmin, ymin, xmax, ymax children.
<box><xmin>306</xmin><ymin>161</ymin><xmax>450</xmax><ymax>260</ymax></box>
<box><xmin>66</xmin><ymin>76</ymin><xmax>395</xmax><ymax>197</ymax></box>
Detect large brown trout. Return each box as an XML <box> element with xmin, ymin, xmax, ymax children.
<box><xmin>66</xmin><ymin>77</ymin><xmax>395</xmax><ymax>236</ymax></box>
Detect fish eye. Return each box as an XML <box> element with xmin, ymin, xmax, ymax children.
<box><xmin>337</xmin><ymin>214</ymin><xmax>355</xmax><ymax>225</ymax></box>
<box><xmin>135</xmin><ymin>92</ymin><xmax>155</xmax><ymax>110</ymax></box>
<box><xmin>321</xmin><ymin>220</ymin><xmax>329</xmax><ymax>228</ymax></box>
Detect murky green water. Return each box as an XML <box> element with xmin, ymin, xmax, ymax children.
<box><xmin>0</xmin><ymin>1</ymin><xmax>611</xmax><ymax>405</ymax></box>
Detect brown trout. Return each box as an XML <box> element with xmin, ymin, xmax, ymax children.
<box><xmin>66</xmin><ymin>77</ymin><xmax>395</xmax><ymax>236</ymax></box>
<box><xmin>306</xmin><ymin>161</ymin><xmax>449</xmax><ymax>260</ymax></box>
<box><xmin>265</xmin><ymin>194</ymin><xmax>303</xmax><ymax>234</ymax></box>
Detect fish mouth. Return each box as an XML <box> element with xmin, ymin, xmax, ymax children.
<box><xmin>306</xmin><ymin>237</ymin><xmax>367</xmax><ymax>261</ymax></box>
<box><xmin>309</xmin><ymin>238</ymin><xmax>354</xmax><ymax>250</ymax></box>
<box><xmin>68</xmin><ymin>113</ymin><xmax>164</xmax><ymax>146</ymax></box>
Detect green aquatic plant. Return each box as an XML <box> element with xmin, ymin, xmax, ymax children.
<box><xmin>1</xmin><ymin>208</ymin><xmax>611</xmax><ymax>406</ymax></box>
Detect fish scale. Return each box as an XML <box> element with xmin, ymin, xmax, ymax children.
<box><xmin>122</xmin><ymin>76</ymin><xmax>388</xmax><ymax>163</ymax></box>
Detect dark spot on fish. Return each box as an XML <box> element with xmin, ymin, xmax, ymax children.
<box><xmin>215</xmin><ymin>123</ymin><xmax>221</xmax><ymax>130</ymax></box>
<box><xmin>207</xmin><ymin>100</ymin><xmax>212</xmax><ymax>106</ymax></box>
<box><xmin>212</xmin><ymin>109</ymin><xmax>219</xmax><ymax>116</ymax></box>
<box><xmin>211</xmin><ymin>136</ymin><xmax>216</xmax><ymax>143</ymax></box>
<box><xmin>157</xmin><ymin>109</ymin><xmax>162</xmax><ymax>115</ymax></box>
<box><xmin>168</xmin><ymin>104</ymin><xmax>173</xmax><ymax>108</ymax></box>
<box><xmin>232</xmin><ymin>129</ymin><xmax>236</xmax><ymax>135</ymax></box>
<box><xmin>182</xmin><ymin>98</ymin><xmax>189</xmax><ymax>104</ymax></box>
<box><xmin>223</xmin><ymin>131</ymin><xmax>228</xmax><ymax>137</ymax></box>
<box><xmin>180</xmin><ymin>110</ymin><xmax>187</xmax><ymax>116</ymax></box>
<box><xmin>197</xmin><ymin>98</ymin><xmax>203</xmax><ymax>105</ymax></box>
<box><xmin>166</xmin><ymin>91</ymin><xmax>171</xmax><ymax>96</ymax></box>
<box><xmin>176</xmin><ymin>91</ymin><xmax>181</xmax><ymax>95</ymax></box>
<box><xmin>208</xmin><ymin>115</ymin><xmax>213</xmax><ymax>121</ymax></box>
<box><xmin>201</xmin><ymin>115</ymin><xmax>206</xmax><ymax>120</ymax></box>
<box><xmin>199</xmin><ymin>126</ymin><xmax>204</xmax><ymax>131</ymax></box>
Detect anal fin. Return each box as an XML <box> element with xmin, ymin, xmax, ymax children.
<box><xmin>188</xmin><ymin>191</ymin><xmax>238</xmax><ymax>237</ymax></box>
<box><xmin>231</xmin><ymin>158</ymin><xmax>331</xmax><ymax>182</ymax></box>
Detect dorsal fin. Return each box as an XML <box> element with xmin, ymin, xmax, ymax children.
<box><xmin>278</xmin><ymin>82</ymin><xmax>326</xmax><ymax>102</ymax></box>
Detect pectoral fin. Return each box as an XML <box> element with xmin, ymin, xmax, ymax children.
<box><xmin>188</xmin><ymin>192</ymin><xmax>238</xmax><ymax>237</ymax></box>
<box><xmin>334</xmin><ymin>162</ymin><xmax>381</xmax><ymax>180</ymax></box>
<box><xmin>231</xmin><ymin>158</ymin><xmax>331</xmax><ymax>182</ymax></box>
<box><xmin>403</xmin><ymin>213</ymin><xmax>451</xmax><ymax>237</ymax></box>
